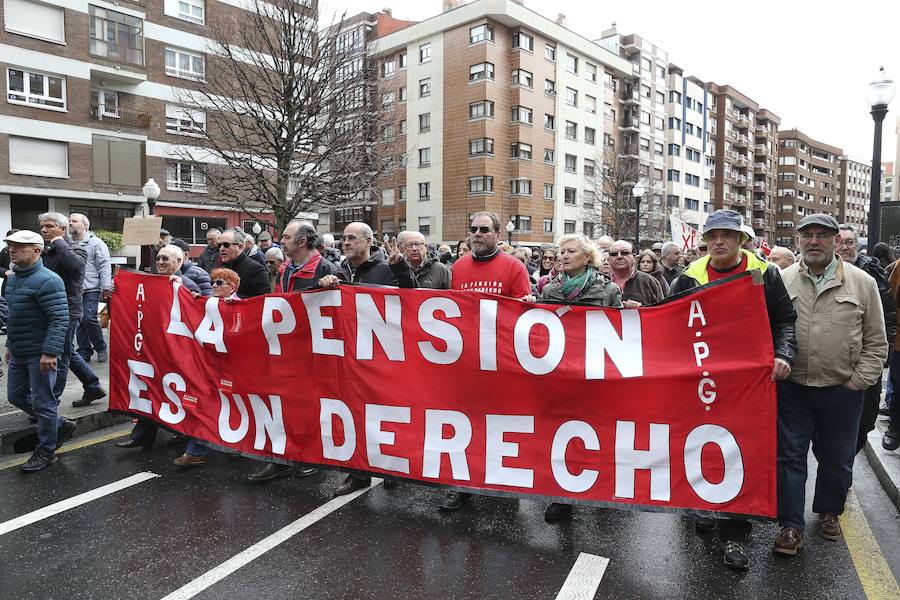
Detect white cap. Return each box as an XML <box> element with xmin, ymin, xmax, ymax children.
<box><xmin>740</xmin><ymin>224</ymin><xmax>756</xmax><ymax>240</ymax></box>
<box><xmin>5</xmin><ymin>230</ymin><xmax>44</xmax><ymax>246</ymax></box>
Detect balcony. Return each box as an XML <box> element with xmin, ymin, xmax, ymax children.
<box><xmin>753</xmin><ymin>199</ymin><xmax>767</xmax><ymax>209</ymax></box>
<box><xmin>734</xmin><ymin>135</ymin><xmax>749</xmax><ymax>148</ymax></box>
<box><xmin>754</xmin><ymin>125</ymin><xmax>768</xmax><ymax>137</ymax></box>
<box><xmin>753</xmin><ymin>181</ymin><xmax>766</xmax><ymax>191</ymax></box>
<box><xmin>90</xmin><ymin>104</ymin><xmax>150</xmax><ymax>128</ymax></box>
<box><xmin>754</xmin><ymin>144</ymin><xmax>767</xmax><ymax>155</ymax></box>
<box><xmin>734</xmin><ymin>177</ymin><xmax>748</xmax><ymax>187</ymax></box>
<box><xmin>619</xmin><ymin>118</ymin><xmax>640</xmax><ymax>132</ymax></box>
<box><xmin>619</xmin><ymin>143</ymin><xmax>639</xmax><ymax>157</ymax></box>
<box><xmin>752</xmin><ymin>218</ymin><xmax>766</xmax><ymax>229</ymax></box>
<box><xmin>735</xmin><ymin>194</ymin><xmax>749</xmax><ymax>204</ymax></box>
<box><xmin>735</xmin><ymin>114</ymin><xmax>750</xmax><ymax>128</ymax></box>
<box><xmin>754</xmin><ymin>162</ymin><xmax>767</xmax><ymax>172</ymax></box>
<box><xmin>621</xmin><ymin>89</ymin><xmax>640</xmax><ymax>104</ymax></box>
<box><xmin>734</xmin><ymin>157</ymin><xmax>748</xmax><ymax>168</ymax></box>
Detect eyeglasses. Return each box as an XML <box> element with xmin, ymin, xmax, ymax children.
<box><xmin>542</xmin><ymin>255</ymin><xmax>555</xmax><ymax>261</ymax></box>
<box><xmin>608</xmin><ymin>250</ymin><xmax>632</xmax><ymax>257</ymax></box>
<box><xmin>211</xmin><ymin>279</ymin><xmax>228</xmax><ymax>286</ymax></box>
<box><xmin>469</xmin><ymin>226</ymin><xmax>493</xmax><ymax>234</ymax></box>
<box><xmin>155</xmin><ymin>256</ymin><xmax>171</xmax><ymax>262</ymax></box>
<box><xmin>405</xmin><ymin>241</ymin><xmax>426</xmax><ymax>248</ymax></box>
<box><xmin>217</xmin><ymin>242</ymin><xmax>236</xmax><ymax>249</ymax></box>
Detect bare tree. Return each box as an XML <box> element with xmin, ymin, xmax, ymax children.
<box><xmin>173</xmin><ymin>1</ymin><xmax>403</xmax><ymax>230</ymax></box>
<box><xmin>582</xmin><ymin>147</ymin><xmax>667</xmax><ymax>245</ymax></box>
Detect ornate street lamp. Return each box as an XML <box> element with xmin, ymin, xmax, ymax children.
<box><xmin>632</xmin><ymin>183</ymin><xmax>646</xmax><ymax>250</ymax></box>
<box><xmin>142</xmin><ymin>177</ymin><xmax>160</xmax><ymax>215</ymax></box>
<box><xmin>506</xmin><ymin>219</ymin><xmax>515</xmax><ymax>245</ymax></box>
<box><xmin>865</xmin><ymin>67</ymin><xmax>896</xmax><ymax>253</ymax></box>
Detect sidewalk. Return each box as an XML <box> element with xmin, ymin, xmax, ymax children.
<box><xmin>865</xmin><ymin>416</ymin><xmax>900</xmax><ymax>513</ymax></box>
<box><xmin>0</xmin><ymin>331</ymin><xmax>127</xmax><ymax>454</ymax></box>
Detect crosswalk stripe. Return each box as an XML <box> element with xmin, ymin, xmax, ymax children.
<box><xmin>159</xmin><ymin>478</ymin><xmax>384</xmax><ymax>600</ymax></box>
<box><xmin>0</xmin><ymin>471</ymin><xmax>160</xmax><ymax>536</ymax></box>
<box><xmin>555</xmin><ymin>552</ymin><xmax>610</xmax><ymax>600</ymax></box>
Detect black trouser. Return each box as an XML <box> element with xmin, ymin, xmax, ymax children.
<box><xmin>131</xmin><ymin>418</ymin><xmax>158</xmax><ymax>446</ymax></box>
<box><xmin>856</xmin><ymin>376</ymin><xmax>882</xmax><ymax>453</ymax></box>
<box><xmin>716</xmin><ymin>519</ymin><xmax>751</xmax><ymax>543</ymax></box>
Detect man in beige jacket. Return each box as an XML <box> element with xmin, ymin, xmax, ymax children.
<box><xmin>773</xmin><ymin>214</ymin><xmax>888</xmax><ymax>557</ymax></box>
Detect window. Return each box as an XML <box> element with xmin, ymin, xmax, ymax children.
<box><xmin>584</xmin><ymin>127</ymin><xmax>595</xmax><ymax>145</ymax></box>
<box><xmin>669</xmin><ymin>90</ymin><xmax>682</xmax><ymax>104</ymax></box>
<box><xmin>545</xmin><ymin>44</ymin><xmax>556</xmax><ymax>61</ymax></box>
<box><xmin>419</xmin><ymin>217</ymin><xmax>431</xmax><ymax>237</ymax></box>
<box><xmin>564</xmin><ymin>188</ymin><xmax>576</xmax><ymax>205</ymax></box>
<box><xmin>469</xmin><ymin>137</ymin><xmax>494</xmax><ymax>156</ymax></box>
<box><xmin>511</xmin><ymin>142</ymin><xmax>532</xmax><ymax>160</ymax></box>
<box><xmin>564</xmin><ymin>220</ymin><xmax>576</xmax><ymax>234</ymax></box>
<box><xmin>544</xmin><ymin>114</ymin><xmax>555</xmax><ymax>130</ymax></box>
<box><xmin>90</xmin><ymin>6</ymin><xmax>144</xmax><ymax>66</ymax></box>
<box><xmin>583</xmin><ymin>222</ymin><xmax>595</xmax><ymax>238</ymax></box>
<box><xmin>512</xmin><ymin>215</ymin><xmax>531</xmax><ymax>231</ymax></box>
<box><xmin>469</xmin><ymin>24</ymin><xmax>494</xmax><ymax>44</ymax></box>
<box><xmin>566</xmin><ymin>87</ymin><xmax>578</xmax><ymax>106</ymax></box>
<box><xmin>584</xmin><ymin>191</ymin><xmax>596</xmax><ymax>208</ymax></box>
<box><xmin>511</xmin><ymin>106</ymin><xmax>532</xmax><ymax>124</ymax></box>
<box><xmin>419</xmin><ymin>113</ymin><xmax>431</xmax><ymax>132</ymax></box>
<box><xmin>641</xmin><ymin>111</ymin><xmax>651</xmax><ymax>125</ymax></box>
<box><xmin>167</xmin><ymin>161</ymin><xmax>206</xmax><ymax>192</ymax></box>
<box><xmin>640</xmin><ymin>138</ymin><xmax>650</xmax><ymax>152</ymax></box>
<box><xmin>544</xmin><ymin>184</ymin><xmax>554</xmax><ymax>199</ymax></box>
<box><xmin>418</xmin><ymin>182</ymin><xmax>430</xmax><ymax>201</ymax></box>
<box><xmin>544</xmin><ymin>79</ymin><xmax>556</xmax><ymax>95</ymax></box>
<box><xmin>641</xmin><ymin>84</ymin><xmax>651</xmax><ymax>99</ymax></box>
<box><xmin>382</xmin><ymin>91</ymin><xmax>395</xmax><ymax>107</ymax></box>
<box><xmin>566</xmin><ymin>54</ymin><xmax>578</xmax><ymax>73</ymax></box>
<box><xmin>469</xmin><ymin>62</ymin><xmax>494</xmax><ymax>82</ymax></box>
<box><xmin>586</xmin><ymin>62</ymin><xmax>597</xmax><ymax>82</ymax></box>
<box><xmin>399</xmin><ymin>52</ymin><xmax>408</xmax><ymax>68</ymax></box>
<box><xmin>655</xmin><ymin>116</ymin><xmax>665</xmax><ymax>131</ymax></box>
<box><xmin>419</xmin><ymin>147</ymin><xmax>431</xmax><ymax>166</ymax></box>
<box><xmin>585</xmin><ymin>95</ymin><xmax>596</xmax><ymax>114</ymax></box>
<box><xmin>165</xmin><ymin>47</ymin><xmax>204</xmax><ymax>80</ymax></box>
<box><xmin>469</xmin><ymin>176</ymin><xmax>494</xmax><ymax>193</ymax></box>
<box><xmin>656</xmin><ymin>64</ymin><xmax>665</xmax><ymax>79</ymax></box>
<box><xmin>544</xmin><ymin>148</ymin><xmax>555</xmax><ymax>164</ymax></box>
<box><xmin>510</xmin><ymin>179</ymin><xmax>532</xmax><ymax>196</ymax></box>
<box><xmin>399</xmin><ymin>86</ymin><xmax>407</xmax><ymax>102</ymax></box>
<box><xmin>686</xmin><ymin>198</ymin><xmax>700</xmax><ymax>211</ymax></box>
<box><xmin>584</xmin><ymin>159</ymin><xmax>595</xmax><ymax>177</ymax></box>
<box><xmin>543</xmin><ymin>218</ymin><xmax>553</xmax><ymax>233</ymax></box>
<box><xmin>4</xmin><ymin>0</ymin><xmax>65</xmax><ymax>43</ymax></box>
<box><xmin>175</xmin><ymin>0</ymin><xmax>205</xmax><ymax>24</ymax></box>
<box><xmin>668</xmin><ymin>116</ymin><xmax>681</xmax><ymax>130</ymax></box>
<box><xmin>399</xmin><ymin>119</ymin><xmax>407</xmax><ymax>134</ymax></box>
<box><xmin>565</xmin><ymin>154</ymin><xmax>577</xmax><ymax>173</ymax></box>
<box><xmin>91</xmin><ymin>88</ymin><xmax>119</xmax><ymax>118</ymax></box>
<box><xmin>381</xmin><ymin>189</ymin><xmax>395</xmax><ymax>206</ymax></box>
<box><xmin>668</xmin><ymin>143</ymin><xmax>681</xmax><ymax>156</ymax></box>
<box><xmin>6</xmin><ymin>68</ymin><xmax>66</xmax><ymax>110</ymax></box>
<box><xmin>641</xmin><ymin>57</ymin><xmax>651</xmax><ymax>72</ymax></box>
<box><xmin>399</xmin><ymin>185</ymin><xmax>407</xmax><ymax>201</ymax></box>
<box><xmin>419</xmin><ymin>78</ymin><xmax>431</xmax><ymax>97</ymax></box>
<box><xmin>656</xmin><ymin>90</ymin><xmax>665</xmax><ymax>105</ymax></box>
<box><xmin>512</xmin><ymin>31</ymin><xmax>533</xmax><ymax>51</ymax></box>
<box><xmin>469</xmin><ymin>100</ymin><xmax>494</xmax><ymax>119</ymax></box>
<box><xmin>565</xmin><ymin>121</ymin><xmax>577</xmax><ymax>140</ymax></box>
<box><xmin>779</xmin><ymin>156</ymin><xmax>797</xmax><ymax>166</ymax></box>
<box><xmin>686</xmin><ymin>174</ymin><xmax>700</xmax><ymax>186</ymax></box>
<box><xmin>686</xmin><ymin>148</ymin><xmax>701</xmax><ymax>162</ymax></box>
<box><xmin>419</xmin><ymin>43</ymin><xmax>431</xmax><ymax>63</ymax></box>
<box><xmin>382</xmin><ymin>60</ymin><xmax>396</xmax><ymax>77</ymax></box>
<box><xmin>511</xmin><ymin>69</ymin><xmax>533</xmax><ymax>87</ymax></box>
<box><xmin>165</xmin><ymin>104</ymin><xmax>206</xmax><ymax>136</ymax></box>
<box><xmin>604</xmin><ymin>103</ymin><xmax>615</xmax><ymax>120</ymax></box>
<box><xmin>654</xmin><ymin>142</ymin><xmax>664</xmax><ymax>156</ymax></box>
<box><xmin>9</xmin><ymin>136</ymin><xmax>68</xmax><ymax>177</ymax></box>
<box><xmin>381</xmin><ymin>220</ymin><xmax>395</xmax><ymax>234</ymax></box>
<box><xmin>667</xmin><ymin>169</ymin><xmax>681</xmax><ymax>182</ymax></box>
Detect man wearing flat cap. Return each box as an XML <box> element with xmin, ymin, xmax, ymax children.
<box><xmin>774</xmin><ymin>213</ymin><xmax>887</xmax><ymax>557</ymax></box>
<box><xmin>670</xmin><ymin>209</ymin><xmax>797</xmax><ymax>570</ymax></box>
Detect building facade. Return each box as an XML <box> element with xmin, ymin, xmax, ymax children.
<box><xmin>837</xmin><ymin>156</ymin><xmax>870</xmax><ymax>236</ymax></box>
<box><xmin>884</xmin><ymin>161</ymin><xmax>895</xmax><ymax>203</ymax></box>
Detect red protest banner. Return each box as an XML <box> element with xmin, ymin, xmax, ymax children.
<box><xmin>109</xmin><ymin>271</ymin><xmax>776</xmax><ymax>519</ymax></box>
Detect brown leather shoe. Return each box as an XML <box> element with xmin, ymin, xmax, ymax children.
<box><xmin>773</xmin><ymin>527</ymin><xmax>805</xmax><ymax>555</ymax></box>
<box><xmin>817</xmin><ymin>513</ymin><xmax>842</xmax><ymax>540</ymax></box>
<box><xmin>174</xmin><ymin>453</ymin><xmax>207</xmax><ymax>468</ymax></box>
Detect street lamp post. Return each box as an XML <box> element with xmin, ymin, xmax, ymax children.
<box><xmin>506</xmin><ymin>219</ymin><xmax>515</xmax><ymax>246</ymax></box>
<box><xmin>252</xmin><ymin>221</ymin><xmax>262</xmax><ymax>239</ymax></box>
<box><xmin>141</xmin><ymin>178</ymin><xmax>161</xmax><ymax>272</ymax></box>
<box><xmin>632</xmin><ymin>183</ymin><xmax>646</xmax><ymax>250</ymax></box>
<box><xmin>865</xmin><ymin>67</ymin><xmax>896</xmax><ymax>254</ymax></box>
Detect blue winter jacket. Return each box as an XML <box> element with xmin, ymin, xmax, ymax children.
<box><xmin>5</xmin><ymin>258</ymin><xmax>69</xmax><ymax>357</ymax></box>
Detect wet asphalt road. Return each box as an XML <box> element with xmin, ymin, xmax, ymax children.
<box><xmin>1</xmin><ymin>425</ymin><xmax>898</xmax><ymax>600</ymax></box>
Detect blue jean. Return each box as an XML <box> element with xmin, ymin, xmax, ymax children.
<box><xmin>185</xmin><ymin>438</ymin><xmax>210</xmax><ymax>456</ymax></box>
<box><xmin>55</xmin><ymin>319</ymin><xmax>102</xmax><ymax>399</ymax></box>
<box><xmin>7</xmin><ymin>354</ymin><xmax>63</xmax><ymax>454</ymax></box>
<box><xmin>777</xmin><ymin>380</ymin><xmax>863</xmax><ymax>530</ymax></box>
<box><xmin>76</xmin><ymin>290</ymin><xmax>106</xmax><ymax>360</ymax></box>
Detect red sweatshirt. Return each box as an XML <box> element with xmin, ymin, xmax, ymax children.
<box><xmin>451</xmin><ymin>251</ymin><xmax>532</xmax><ymax>298</ymax></box>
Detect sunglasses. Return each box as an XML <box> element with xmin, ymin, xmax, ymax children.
<box><xmin>217</xmin><ymin>242</ymin><xmax>236</xmax><ymax>249</ymax></box>
<box><xmin>608</xmin><ymin>250</ymin><xmax>632</xmax><ymax>257</ymax></box>
<box><xmin>211</xmin><ymin>279</ymin><xmax>229</xmax><ymax>286</ymax></box>
<box><xmin>469</xmin><ymin>226</ymin><xmax>493</xmax><ymax>234</ymax></box>
<box><xmin>155</xmin><ymin>256</ymin><xmax>172</xmax><ymax>262</ymax></box>
<box><xmin>542</xmin><ymin>255</ymin><xmax>555</xmax><ymax>260</ymax></box>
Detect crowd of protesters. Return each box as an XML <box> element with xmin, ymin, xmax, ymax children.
<box><xmin>2</xmin><ymin>206</ymin><xmax>898</xmax><ymax>573</ymax></box>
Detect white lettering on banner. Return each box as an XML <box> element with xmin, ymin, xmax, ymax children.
<box><xmin>689</xmin><ymin>300</ymin><xmax>717</xmax><ymax>411</ymax></box>
<box><xmin>136</xmin><ymin>283</ymin><xmax>145</xmax><ymax>302</ymax></box>
<box><xmin>479</xmin><ymin>299</ymin><xmax>498</xmax><ymax>371</ymax></box>
<box><xmin>127</xmin><ymin>359</ymin><xmax>154</xmax><ymax>414</ymax></box>
<box><xmin>356</xmin><ymin>294</ymin><xmax>405</xmax><ymax>361</ymax></box>
<box><xmin>417</xmin><ymin>298</ymin><xmax>463</xmax><ymax>365</ymax></box>
<box><xmin>319</xmin><ymin>398</ymin><xmax>356</xmax><ymax>461</ymax></box>
<box><xmin>195</xmin><ymin>297</ymin><xmax>227</xmax><ymax>352</ymax></box>
<box><xmin>693</xmin><ymin>342</ymin><xmax>710</xmax><ymax>367</ymax></box>
<box><xmin>159</xmin><ymin>372</ymin><xmax>187</xmax><ymax>424</ymax></box>
<box><xmin>262</xmin><ymin>297</ymin><xmax>296</xmax><ymax>356</ymax></box>
<box><xmin>248</xmin><ymin>394</ymin><xmax>286</xmax><ymax>455</ymax></box>
<box><xmin>484</xmin><ymin>415</ymin><xmax>535</xmax><ymax>488</ymax></box>
<box><xmin>218</xmin><ymin>391</ymin><xmax>250</xmax><ymax>444</ymax></box>
<box><xmin>584</xmin><ymin>310</ymin><xmax>643</xmax><ymax>379</ymax></box>
<box><xmin>422</xmin><ymin>409</ymin><xmax>472</xmax><ymax>480</ymax></box>
<box><xmin>614</xmin><ymin>421</ymin><xmax>671</xmax><ymax>501</ymax></box>
<box><xmin>684</xmin><ymin>425</ymin><xmax>744</xmax><ymax>503</ymax></box>
<box><xmin>166</xmin><ymin>281</ymin><xmax>194</xmax><ymax>339</ymax></box>
<box><xmin>688</xmin><ymin>300</ymin><xmax>707</xmax><ymax>327</ymax></box>
<box><xmin>302</xmin><ymin>290</ymin><xmax>344</xmax><ymax>357</ymax></box>
<box><xmin>514</xmin><ymin>308</ymin><xmax>565</xmax><ymax>375</ymax></box>
<box><xmin>366</xmin><ymin>404</ymin><xmax>411</xmax><ymax>474</ymax></box>
<box><xmin>551</xmin><ymin>420</ymin><xmax>601</xmax><ymax>493</ymax></box>
<box><xmin>134</xmin><ymin>309</ymin><xmax>145</xmax><ymax>352</ymax></box>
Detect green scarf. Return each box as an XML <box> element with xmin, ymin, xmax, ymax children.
<box><xmin>561</xmin><ymin>266</ymin><xmax>595</xmax><ymax>301</ymax></box>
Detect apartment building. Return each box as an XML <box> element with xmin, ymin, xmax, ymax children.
<box><xmin>706</xmin><ymin>84</ymin><xmax>780</xmax><ymax>243</ymax></box>
<box><xmin>837</xmin><ymin>156</ymin><xmax>870</xmax><ymax>236</ymax></box>
<box><xmin>0</xmin><ymin>0</ymin><xmax>313</xmax><ymax>259</ymax></box>
<box><xmin>371</xmin><ymin>0</ymin><xmax>635</xmax><ymax>244</ymax></box>
<box><xmin>773</xmin><ymin>129</ymin><xmax>842</xmax><ymax>248</ymax></box>
<box><xmin>884</xmin><ymin>162</ymin><xmax>895</xmax><ymax>203</ymax></box>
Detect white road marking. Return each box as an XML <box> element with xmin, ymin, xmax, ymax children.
<box><xmin>0</xmin><ymin>471</ymin><xmax>160</xmax><ymax>536</ymax></box>
<box><xmin>160</xmin><ymin>478</ymin><xmax>384</xmax><ymax>600</ymax></box>
<box><xmin>0</xmin><ymin>410</ymin><xmax>21</xmax><ymax>417</ymax></box>
<box><xmin>555</xmin><ymin>552</ymin><xmax>610</xmax><ymax>600</ymax></box>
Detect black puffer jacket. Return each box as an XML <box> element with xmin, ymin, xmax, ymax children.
<box><xmin>41</xmin><ymin>236</ymin><xmax>87</xmax><ymax>321</ymax></box>
<box><xmin>854</xmin><ymin>254</ymin><xmax>896</xmax><ymax>360</ymax></box>
<box><xmin>338</xmin><ymin>255</ymin><xmax>415</xmax><ymax>288</ymax></box>
<box><xmin>670</xmin><ymin>259</ymin><xmax>797</xmax><ymax>364</ymax></box>
<box><xmin>223</xmin><ymin>252</ymin><xmax>271</xmax><ymax>298</ymax></box>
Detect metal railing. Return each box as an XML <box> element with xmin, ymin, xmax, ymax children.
<box><xmin>90</xmin><ymin>104</ymin><xmax>150</xmax><ymax>128</ymax></box>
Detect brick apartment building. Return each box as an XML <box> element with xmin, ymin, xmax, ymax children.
<box><xmin>838</xmin><ymin>156</ymin><xmax>870</xmax><ymax>237</ymax></box>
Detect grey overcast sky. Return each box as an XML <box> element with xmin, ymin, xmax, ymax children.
<box><xmin>331</xmin><ymin>0</ymin><xmax>899</xmax><ymax>164</ymax></box>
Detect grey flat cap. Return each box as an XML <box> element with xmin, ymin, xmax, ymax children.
<box><xmin>796</xmin><ymin>214</ymin><xmax>839</xmax><ymax>232</ymax></box>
